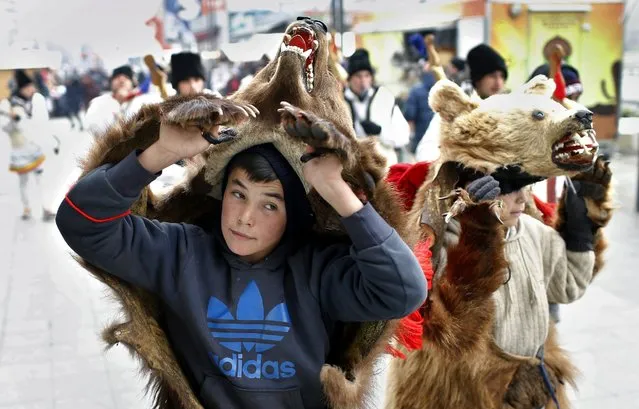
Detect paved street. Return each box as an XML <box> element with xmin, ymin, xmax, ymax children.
<box><xmin>1</xmin><ymin>119</ymin><xmax>638</xmax><ymax>408</ymax></box>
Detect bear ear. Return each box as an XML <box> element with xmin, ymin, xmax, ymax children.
<box><xmin>518</xmin><ymin>74</ymin><xmax>556</xmax><ymax>97</ymax></box>
<box><xmin>429</xmin><ymin>80</ymin><xmax>478</xmax><ymax>122</ymax></box>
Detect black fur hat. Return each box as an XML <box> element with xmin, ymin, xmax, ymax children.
<box><xmin>111</xmin><ymin>65</ymin><xmax>134</xmax><ymax>82</ymax></box>
<box><xmin>14</xmin><ymin>69</ymin><xmax>34</xmax><ymax>90</ymax></box>
<box><xmin>466</xmin><ymin>44</ymin><xmax>508</xmax><ymax>85</ymax></box>
<box><xmin>347</xmin><ymin>49</ymin><xmax>375</xmax><ymax>78</ymax></box>
<box><xmin>170</xmin><ymin>52</ymin><xmax>206</xmax><ymax>90</ymax></box>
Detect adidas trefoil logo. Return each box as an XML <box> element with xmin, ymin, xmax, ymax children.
<box><xmin>207</xmin><ymin>280</ymin><xmax>295</xmax><ymax>379</ymax></box>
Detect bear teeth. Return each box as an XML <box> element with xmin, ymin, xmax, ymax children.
<box><xmin>280</xmin><ymin>43</ymin><xmax>306</xmax><ymax>56</ymax></box>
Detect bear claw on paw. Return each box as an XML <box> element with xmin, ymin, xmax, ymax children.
<box><xmin>280</xmin><ymin>102</ymin><xmax>350</xmax><ymax>160</ymax></box>
<box><xmin>164</xmin><ymin>99</ymin><xmax>258</xmax><ymax>128</ymax></box>
<box><xmin>201</xmin><ymin>129</ymin><xmax>236</xmax><ymax>145</ymax></box>
<box><xmin>440</xmin><ymin>188</ymin><xmax>504</xmax><ymax>224</ymax></box>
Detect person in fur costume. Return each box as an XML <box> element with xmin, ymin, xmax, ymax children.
<box><xmin>1</xmin><ymin>69</ymin><xmax>58</xmax><ymax>220</ymax></box>
<box><xmin>55</xmin><ymin>17</ymin><xmax>426</xmax><ymax>409</ymax></box>
<box><xmin>383</xmin><ymin>76</ymin><xmax>613</xmax><ymax>409</ymax></box>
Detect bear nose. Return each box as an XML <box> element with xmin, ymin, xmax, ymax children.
<box><xmin>574</xmin><ymin>110</ymin><xmax>593</xmax><ymax>127</ymax></box>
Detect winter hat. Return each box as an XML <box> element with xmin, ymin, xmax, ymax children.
<box><xmin>466</xmin><ymin>44</ymin><xmax>508</xmax><ymax>85</ymax></box>
<box><xmin>563</xmin><ymin>67</ymin><xmax>583</xmax><ymax>97</ymax></box>
<box><xmin>450</xmin><ymin>57</ymin><xmax>466</xmax><ymax>72</ymax></box>
<box><xmin>14</xmin><ymin>70</ymin><xmax>33</xmax><ymax>90</ymax></box>
<box><xmin>528</xmin><ymin>63</ymin><xmax>582</xmax><ymax>97</ymax></box>
<box><xmin>223</xmin><ymin>143</ymin><xmax>315</xmax><ymax>235</ymax></box>
<box><xmin>347</xmin><ymin>49</ymin><xmax>375</xmax><ymax>78</ymax></box>
<box><xmin>111</xmin><ymin>65</ymin><xmax>134</xmax><ymax>82</ymax></box>
<box><xmin>456</xmin><ymin>163</ymin><xmax>544</xmax><ymax>195</ymax></box>
<box><xmin>170</xmin><ymin>52</ymin><xmax>207</xmax><ymax>90</ymax></box>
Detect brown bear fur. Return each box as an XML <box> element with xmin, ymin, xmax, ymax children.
<box><xmin>70</xmin><ymin>19</ymin><xmax>416</xmax><ymax>409</ymax></box>
<box><xmin>385</xmin><ymin>78</ymin><xmax>613</xmax><ymax>409</ymax></box>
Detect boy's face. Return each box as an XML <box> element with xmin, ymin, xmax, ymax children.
<box><xmin>498</xmin><ymin>188</ymin><xmax>528</xmax><ymax>228</ymax></box>
<box><xmin>221</xmin><ymin>168</ymin><xmax>287</xmax><ymax>263</ymax></box>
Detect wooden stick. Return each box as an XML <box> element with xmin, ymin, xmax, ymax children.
<box><xmin>425</xmin><ymin>34</ymin><xmax>447</xmax><ymax>82</ymax></box>
<box><xmin>547</xmin><ymin>44</ymin><xmax>568</xmax><ymax>203</ymax></box>
<box><xmin>144</xmin><ymin>54</ymin><xmax>169</xmax><ymax>100</ymax></box>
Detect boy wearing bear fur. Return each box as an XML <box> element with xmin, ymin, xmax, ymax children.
<box><xmin>55</xmin><ymin>116</ymin><xmax>427</xmax><ymax>408</ymax></box>
<box><xmin>386</xmin><ymin>75</ymin><xmax>612</xmax><ymax>409</ymax></box>
<box><xmin>444</xmin><ymin>166</ymin><xmax>601</xmax><ymax>357</ymax></box>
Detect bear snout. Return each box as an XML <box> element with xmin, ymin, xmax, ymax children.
<box><xmin>574</xmin><ymin>110</ymin><xmax>593</xmax><ymax>128</ymax></box>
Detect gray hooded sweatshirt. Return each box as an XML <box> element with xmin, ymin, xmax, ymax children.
<box><xmin>56</xmin><ymin>151</ymin><xmax>427</xmax><ymax>409</ymax></box>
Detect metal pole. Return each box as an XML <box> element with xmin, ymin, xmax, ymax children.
<box><xmin>331</xmin><ymin>0</ymin><xmax>344</xmax><ymax>44</ymax></box>
<box><xmin>636</xmin><ymin>140</ymin><xmax>639</xmax><ymax>212</ymax></box>
<box><xmin>338</xmin><ymin>0</ymin><xmax>344</xmax><ymax>39</ymax></box>
<box><xmin>331</xmin><ymin>0</ymin><xmax>337</xmax><ymax>32</ymax></box>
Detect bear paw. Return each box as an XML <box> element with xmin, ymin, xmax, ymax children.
<box><xmin>571</xmin><ymin>155</ymin><xmax>613</xmax><ymax>226</ymax></box>
<box><xmin>160</xmin><ymin>95</ymin><xmax>259</xmax><ymax>135</ymax></box>
<box><xmin>278</xmin><ymin>101</ymin><xmax>355</xmax><ymax>167</ymax></box>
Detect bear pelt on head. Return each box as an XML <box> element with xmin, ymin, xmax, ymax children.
<box><xmin>419</xmin><ymin>75</ymin><xmax>600</xmax><ymax>254</ymax></box>
<box><xmin>429</xmin><ymin>74</ymin><xmax>598</xmax><ymax>179</ymax></box>
<box><xmin>385</xmin><ymin>76</ymin><xmax>613</xmax><ymax>409</ymax></box>
<box><xmin>72</xmin><ymin>17</ymin><xmax>412</xmax><ymax>409</ymax></box>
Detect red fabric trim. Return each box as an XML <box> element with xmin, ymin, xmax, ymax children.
<box><xmin>394</xmin><ymin>239</ymin><xmax>433</xmax><ymax>353</ymax></box>
<box><xmin>385</xmin><ymin>163</ymin><xmax>436</xmax><ymax>355</ymax></box>
<box><xmin>533</xmin><ymin>194</ymin><xmax>558</xmax><ymax>226</ymax></box>
<box><xmin>64</xmin><ymin>195</ymin><xmax>131</xmax><ymax>223</ymax></box>
<box><xmin>553</xmin><ymin>68</ymin><xmax>567</xmax><ymax>101</ymax></box>
<box><xmin>387</xmin><ymin>162</ymin><xmax>432</xmax><ymax>211</ymax></box>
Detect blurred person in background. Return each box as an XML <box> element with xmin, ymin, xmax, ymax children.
<box><xmin>415</xmin><ymin>44</ymin><xmax>508</xmax><ymax>162</ymax></box>
<box><xmin>149</xmin><ymin>52</ymin><xmax>223</xmax><ymax>193</ymax></box>
<box><xmin>1</xmin><ymin>70</ymin><xmax>57</xmax><ymax>221</ymax></box>
<box><xmin>209</xmin><ymin>54</ymin><xmax>233</xmax><ymax>95</ymax></box>
<box><xmin>529</xmin><ymin>63</ymin><xmax>582</xmax><ymax>102</ymax></box>
<box><xmin>343</xmin><ymin>49</ymin><xmax>410</xmax><ymax>166</ymax></box>
<box><xmin>170</xmin><ymin>52</ymin><xmax>220</xmax><ymax>97</ymax></box>
<box><xmin>84</xmin><ymin>65</ymin><xmax>163</xmax><ymax>138</ymax></box>
<box><xmin>404</xmin><ymin>59</ymin><xmax>436</xmax><ymax>154</ymax></box>
<box><xmin>446</xmin><ymin>57</ymin><xmax>469</xmax><ymax>89</ymax></box>
<box><xmin>65</xmin><ymin>73</ymin><xmax>86</xmax><ymax>131</ymax></box>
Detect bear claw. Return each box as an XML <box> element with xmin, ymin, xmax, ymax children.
<box><xmin>441</xmin><ymin>188</ymin><xmax>504</xmax><ymax>224</ymax></box>
<box><xmin>279</xmin><ymin>101</ymin><xmax>351</xmax><ymax>163</ymax></box>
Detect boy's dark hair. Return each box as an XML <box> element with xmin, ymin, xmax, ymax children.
<box><xmin>226</xmin><ymin>150</ymin><xmax>278</xmax><ymax>184</ymax></box>
<box><xmin>222</xmin><ymin>143</ymin><xmax>315</xmax><ymax>235</ymax></box>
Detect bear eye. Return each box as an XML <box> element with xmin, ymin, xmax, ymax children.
<box><xmin>532</xmin><ymin>110</ymin><xmax>545</xmax><ymax>120</ymax></box>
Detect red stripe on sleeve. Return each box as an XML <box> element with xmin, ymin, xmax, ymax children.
<box><xmin>64</xmin><ymin>196</ymin><xmax>131</xmax><ymax>223</ymax></box>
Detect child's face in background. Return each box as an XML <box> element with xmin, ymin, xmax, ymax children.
<box><xmin>498</xmin><ymin>188</ymin><xmax>528</xmax><ymax>228</ymax></box>
<box><xmin>221</xmin><ymin>168</ymin><xmax>287</xmax><ymax>263</ymax></box>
